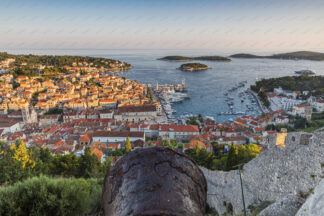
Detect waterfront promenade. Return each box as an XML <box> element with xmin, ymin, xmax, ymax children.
<box><xmin>248</xmin><ymin>89</ymin><xmax>269</xmax><ymax>113</ymax></box>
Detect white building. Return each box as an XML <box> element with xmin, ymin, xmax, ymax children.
<box><xmin>92</xmin><ymin>131</ymin><xmax>145</xmax><ymax>143</ymax></box>
<box><xmin>314</xmin><ymin>100</ymin><xmax>324</xmax><ymax>112</ymax></box>
<box><xmin>99</xmin><ymin>109</ymin><xmax>114</xmax><ymax>119</ymax></box>
<box><xmin>114</xmin><ymin>105</ymin><xmax>158</xmax><ymax>123</ymax></box>
<box><xmin>0</xmin><ymin>119</ymin><xmax>21</xmax><ymax>133</ymax></box>
<box><xmin>274</xmin><ymin>115</ymin><xmax>289</xmax><ymax>125</ymax></box>
<box><xmin>158</xmin><ymin>124</ymin><xmax>199</xmax><ymax>141</ymax></box>
<box><xmin>274</xmin><ymin>87</ymin><xmax>284</xmax><ymax>95</ymax></box>
<box><xmin>292</xmin><ymin>104</ymin><xmax>306</xmax><ymax>117</ymax></box>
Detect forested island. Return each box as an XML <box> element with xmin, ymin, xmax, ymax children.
<box><xmin>230</xmin><ymin>51</ymin><xmax>324</xmax><ymax>61</ymax></box>
<box><xmin>158</xmin><ymin>55</ymin><xmax>231</xmax><ymax>61</ymax></box>
<box><xmin>251</xmin><ymin>75</ymin><xmax>324</xmax><ymax>96</ymax></box>
<box><xmin>179</xmin><ymin>63</ymin><xmax>209</xmax><ymax>71</ymax></box>
<box><xmin>0</xmin><ymin>52</ymin><xmax>132</xmax><ymax>78</ymax></box>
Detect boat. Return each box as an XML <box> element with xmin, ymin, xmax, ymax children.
<box><xmin>205</xmin><ymin>116</ymin><xmax>215</xmax><ymax>121</ymax></box>
<box><xmin>295</xmin><ymin>69</ymin><xmax>316</xmax><ymax>75</ymax></box>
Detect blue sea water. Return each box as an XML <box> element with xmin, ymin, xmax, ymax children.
<box><xmin>6</xmin><ymin>49</ymin><xmax>324</xmax><ymax>122</ymax></box>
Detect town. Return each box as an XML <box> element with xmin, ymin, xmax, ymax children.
<box><xmin>1</xmin><ymin>54</ymin><xmax>324</xmax><ymax>167</ymax></box>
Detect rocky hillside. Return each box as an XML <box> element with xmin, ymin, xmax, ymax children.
<box><xmin>201</xmin><ymin>132</ymin><xmax>324</xmax><ymax>215</ymax></box>
<box><xmin>295</xmin><ymin>178</ymin><xmax>324</xmax><ymax>216</ymax></box>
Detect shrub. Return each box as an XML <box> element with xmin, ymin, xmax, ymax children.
<box><xmin>248</xmin><ymin>200</ymin><xmax>274</xmax><ymax>216</ymax></box>
<box><xmin>0</xmin><ymin>176</ymin><xmax>103</xmax><ymax>216</ymax></box>
<box><xmin>226</xmin><ymin>202</ymin><xmax>233</xmax><ymax>214</ymax></box>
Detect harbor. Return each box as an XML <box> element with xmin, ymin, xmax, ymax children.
<box><xmin>154</xmin><ymin>79</ymin><xmax>190</xmax><ymax>119</ymax></box>
<box><xmin>99</xmin><ymin>50</ymin><xmax>324</xmax><ymax>123</ymax></box>
<box><xmin>153</xmin><ymin>78</ymin><xmax>263</xmax><ymax>122</ymax></box>
<box><xmin>215</xmin><ymin>80</ymin><xmax>262</xmax><ymax>121</ymax></box>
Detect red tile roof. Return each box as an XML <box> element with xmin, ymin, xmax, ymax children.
<box><xmin>118</xmin><ymin>105</ymin><xmax>156</xmax><ymax>113</ymax></box>
<box><xmin>92</xmin><ymin>148</ymin><xmax>103</xmax><ymax>161</ymax></box>
<box><xmin>254</xmin><ymin>127</ymin><xmax>265</xmax><ymax>132</ymax></box>
<box><xmin>80</xmin><ymin>134</ymin><xmax>91</xmax><ymax>142</ymax></box>
<box><xmin>92</xmin><ymin>131</ymin><xmax>144</xmax><ymax>138</ymax></box>
<box><xmin>107</xmin><ymin>143</ymin><xmax>120</xmax><ymax>149</ymax></box>
<box><xmin>53</xmin><ymin>140</ymin><xmax>64</xmax><ymax>148</ymax></box>
<box><xmin>160</xmin><ymin>124</ymin><xmax>199</xmax><ymax>132</ymax></box>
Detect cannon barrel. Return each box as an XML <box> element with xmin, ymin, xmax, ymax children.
<box><xmin>102</xmin><ymin>147</ymin><xmax>207</xmax><ymax>216</ymax></box>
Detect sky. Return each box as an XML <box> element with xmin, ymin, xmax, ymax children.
<box><xmin>1</xmin><ymin>0</ymin><xmax>324</xmax><ymax>53</ymax></box>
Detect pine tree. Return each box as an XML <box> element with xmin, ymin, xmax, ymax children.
<box><xmin>125</xmin><ymin>136</ymin><xmax>131</xmax><ymax>153</ymax></box>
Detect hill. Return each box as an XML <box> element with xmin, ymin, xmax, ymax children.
<box><xmin>0</xmin><ymin>52</ymin><xmax>132</xmax><ymax>70</ymax></box>
<box><xmin>230</xmin><ymin>51</ymin><xmax>324</xmax><ymax>61</ymax></box>
<box><xmin>270</xmin><ymin>51</ymin><xmax>324</xmax><ymax>61</ymax></box>
<box><xmin>158</xmin><ymin>55</ymin><xmax>231</xmax><ymax>61</ymax></box>
<box><xmin>250</xmin><ymin>75</ymin><xmax>324</xmax><ymax>96</ymax></box>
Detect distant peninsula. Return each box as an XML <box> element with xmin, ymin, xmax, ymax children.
<box><xmin>230</xmin><ymin>51</ymin><xmax>324</xmax><ymax>61</ymax></box>
<box><xmin>0</xmin><ymin>52</ymin><xmax>132</xmax><ymax>76</ymax></box>
<box><xmin>178</xmin><ymin>63</ymin><xmax>209</xmax><ymax>71</ymax></box>
<box><xmin>158</xmin><ymin>55</ymin><xmax>231</xmax><ymax>62</ymax></box>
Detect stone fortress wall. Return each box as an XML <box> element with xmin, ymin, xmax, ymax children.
<box><xmin>201</xmin><ymin>132</ymin><xmax>324</xmax><ymax>215</ymax></box>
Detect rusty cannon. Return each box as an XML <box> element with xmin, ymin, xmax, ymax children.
<box><xmin>102</xmin><ymin>147</ymin><xmax>207</xmax><ymax>216</ymax></box>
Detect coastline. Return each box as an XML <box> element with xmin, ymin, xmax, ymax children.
<box><xmin>249</xmin><ymin>89</ymin><xmax>270</xmax><ymax>113</ymax></box>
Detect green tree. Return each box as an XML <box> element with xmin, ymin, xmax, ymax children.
<box><xmin>161</xmin><ymin>139</ymin><xmax>169</xmax><ymax>146</ymax></box>
<box><xmin>167</xmin><ymin>139</ymin><xmax>177</xmax><ymax>149</ymax></box>
<box><xmin>219</xmin><ymin>127</ymin><xmax>224</xmax><ymax>136</ymax></box>
<box><xmin>100</xmin><ymin>158</ymin><xmax>111</xmax><ymax>176</ymax></box>
<box><xmin>49</xmin><ymin>154</ymin><xmax>79</xmax><ymax>177</ymax></box>
<box><xmin>77</xmin><ymin>147</ymin><xmax>101</xmax><ymax>178</ymax></box>
<box><xmin>198</xmin><ymin>114</ymin><xmax>204</xmax><ymax>123</ymax></box>
<box><xmin>125</xmin><ymin>137</ymin><xmax>131</xmax><ymax>153</ymax></box>
<box><xmin>0</xmin><ymin>141</ymin><xmax>23</xmax><ymax>184</ymax></box>
<box><xmin>226</xmin><ymin>143</ymin><xmax>238</xmax><ymax>171</ymax></box>
<box><xmin>32</xmin><ymin>147</ymin><xmax>53</xmax><ymax>176</ymax></box>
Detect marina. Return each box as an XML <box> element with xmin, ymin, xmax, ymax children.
<box><xmin>154</xmin><ymin>79</ymin><xmax>191</xmax><ymax>118</ymax></box>
<box><xmin>215</xmin><ymin>80</ymin><xmax>262</xmax><ymax>120</ymax></box>
<box><xmin>153</xmin><ymin>78</ymin><xmax>263</xmax><ymax>121</ymax></box>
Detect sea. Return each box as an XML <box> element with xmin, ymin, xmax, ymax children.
<box><xmin>6</xmin><ymin>49</ymin><xmax>324</xmax><ymax>122</ymax></box>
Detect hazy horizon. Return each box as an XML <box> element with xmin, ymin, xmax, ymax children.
<box><xmin>2</xmin><ymin>48</ymin><xmax>324</xmax><ymax>57</ymax></box>
<box><xmin>1</xmin><ymin>0</ymin><xmax>324</xmax><ymax>52</ymax></box>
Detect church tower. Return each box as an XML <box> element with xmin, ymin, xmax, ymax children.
<box><xmin>22</xmin><ymin>108</ymin><xmax>38</xmax><ymax>123</ymax></box>
<box><xmin>22</xmin><ymin>108</ymin><xmax>30</xmax><ymax>123</ymax></box>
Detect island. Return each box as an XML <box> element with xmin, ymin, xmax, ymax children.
<box><xmin>178</xmin><ymin>63</ymin><xmax>209</xmax><ymax>71</ymax></box>
<box><xmin>230</xmin><ymin>51</ymin><xmax>324</xmax><ymax>61</ymax></box>
<box><xmin>158</xmin><ymin>55</ymin><xmax>231</xmax><ymax>62</ymax></box>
